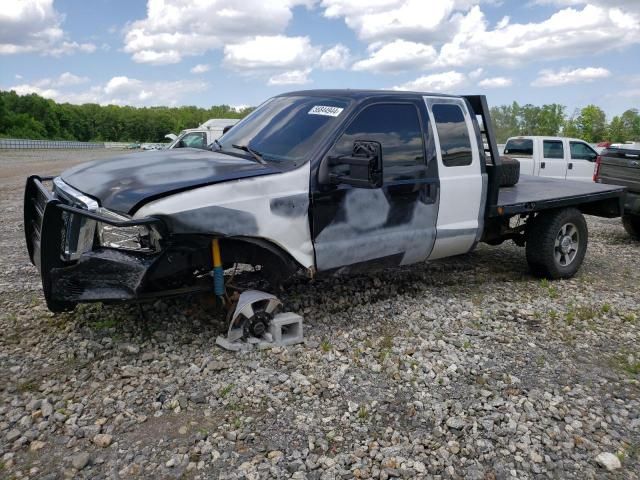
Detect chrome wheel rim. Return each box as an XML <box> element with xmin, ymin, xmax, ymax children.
<box><xmin>554</xmin><ymin>222</ymin><xmax>579</xmax><ymax>267</ymax></box>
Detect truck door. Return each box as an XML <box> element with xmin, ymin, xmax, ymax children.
<box><xmin>311</xmin><ymin>101</ymin><xmax>439</xmax><ymax>271</ymax></box>
<box><xmin>538</xmin><ymin>139</ymin><xmax>568</xmax><ymax>179</ymax></box>
<box><xmin>423</xmin><ymin>97</ymin><xmax>484</xmax><ymax>259</ymax></box>
<box><xmin>566</xmin><ymin>141</ymin><xmax>597</xmax><ymax>181</ymax></box>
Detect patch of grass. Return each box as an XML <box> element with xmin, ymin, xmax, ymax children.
<box><xmin>379</xmin><ymin>335</ymin><xmax>393</xmax><ymax>350</ymax></box>
<box><xmin>462</xmin><ymin>340</ymin><xmax>471</xmax><ymax>349</ymax></box>
<box><xmin>622</xmin><ymin>312</ymin><xmax>637</xmax><ymax>324</ymax></box>
<box><xmin>357</xmin><ymin>406</ymin><xmax>369</xmax><ymax>421</ymax></box>
<box><xmin>539</xmin><ymin>279</ymin><xmax>559</xmax><ymax>298</ymax></box>
<box><xmin>548</xmin><ymin>310</ymin><xmax>559</xmax><ymax>322</ymax></box>
<box><xmin>17</xmin><ymin>380</ymin><xmax>38</xmax><ymax>393</ymax></box>
<box><xmin>233</xmin><ymin>417</ymin><xmax>242</xmax><ymax>429</ymax></box>
<box><xmin>219</xmin><ymin>383</ymin><xmax>234</xmax><ymax>398</ymax></box>
<box><xmin>90</xmin><ymin>317</ymin><xmax>119</xmax><ymax>330</ymax></box>
<box><xmin>535</xmin><ymin>355</ymin><xmax>545</xmax><ymax>367</ymax></box>
<box><xmin>575</xmin><ymin>306</ymin><xmax>597</xmax><ymax>322</ymax></box>
<box><xmin>565</xmin><ymin>310</ymin><xmax>576</xmax><ymax>326</ymax></box>
<box><xmin>320</xmin><ymin>339</ymin><xmax>332</xmax><ymax>352</ymax></box>
<box><xmin>612</xmin><ymin>352</ymin><xmax>640</xmax><ymax>376</ymax></box>
<box><xmin>601</xmin><ymin>303</ymin><xmax>611</xmax><ymax>314</ymax></box>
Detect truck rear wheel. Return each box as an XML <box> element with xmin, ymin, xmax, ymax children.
<box><xmin>525</xmin><ymin>208</ymin><xmax>588</xmax><ymax>279</ymax></box>
<box><xmin>622</xmin><ymin>214</ymin><xmax>640</xmax><ymax>240</ymax></box>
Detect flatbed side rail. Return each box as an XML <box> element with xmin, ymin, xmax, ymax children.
<box><xmin>490</xmin><ymin>188</ymin><xmax>625</xmax><ymax>218</ymax></box>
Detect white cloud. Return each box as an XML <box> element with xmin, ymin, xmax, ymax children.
<box><xmin>320</xmin><ymin>0</ymin><xmax>481</xmax><ymax>42</ymax></box>
<box><xmin>478</xmin><ymin>76</ymin><xmax>512</xmax><ymax>88</ymax></box>
<box><xmin>224</xmin><ymin>35</ymin><xmax>320</xmax><ymax>71</ymax></box>
<box><xmin>268</xmin><ymin>69</ymin><xmax>312</xmax><ymax>85</ymax></box>
<box><xmin>321</xmin><ymin>1</ymin><xmax>640</xmax><ymax>72</ymax></box>
<box><xmin>318</xmin><ymin>44</ymin><xmax>351</xmax><ymax>70</ymax></box>
<box><xmin>352</xmin><ymin>40</ymin><xmax>437</xmax><ymax>73</ymax></box>
<box><xmin>123</xmin><ymin>0</ymin><xmax>312</xmax><ymax>65</ymax></box>
<box><xmin>534</xmin><ymin>0</ymin><xmax>640</xmax><ymax>15</ymax></box>
<box><xmin>190</xmin><ymin>63</ymin><xmax>211</xmax><ymax>74</ymax></box>
<box><xmin>468</xmin><ymin>68</ymin><xmax>484</xmax><ymax>79</ymax></box>
<box><xmin>8</xmin><ymin>75</ymin><xmax>208</xmax><ymax>106</ymax></box>
<box><xmin>435</xmin><ymin>5</ymin><xmax>640</xmax><ymax>68</ymax></box>
<box><xmin>0</xmin><ymin>0</ymin><xmax>96</xmax><ymax>56</ymax></box>
<box><xmin>393</xmin><ymin>71</ymin><xmax>466</xmax><ymax>92</ymax></box>
<box><xmin>531</xmin><ymin>67</ymin><xmax>611</xmax><ymax>87</ymax></box>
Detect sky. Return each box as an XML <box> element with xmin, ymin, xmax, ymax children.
<box><xmin>1</xmin><ymin>0</ymin><xmax>639</xmax><ymax>117</ymax></box>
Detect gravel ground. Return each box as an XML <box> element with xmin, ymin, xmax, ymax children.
<box><xmin>1</xmin><ymin>149</ymin><xmax>639</xmax><ymax>480</ymax></box>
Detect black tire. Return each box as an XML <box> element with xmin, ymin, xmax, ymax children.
<box><xmin>499</xmin><ymin>156</ymin><xmax>520</xmax><ymax>187</ymax></box>
<box><xmin>525</xmin><ymin>208</ymin><xmax>588</xmax><ymax>279</ymax></box>
<box><xmin>622</xmin><ymin>214</ymin><xmax>640</xmax><ymax>240</ymax></box>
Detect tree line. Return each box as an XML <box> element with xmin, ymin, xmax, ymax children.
<box><xmin>0</xmin><ymin>89</ymin><xmax>638</xmax><ymax>144</ymax></box>
<box><xmin>490</xmin><ymin>102</ymin><xmax>640</xmax><ymax>144</ymax></box>
<box><xmin>0</xmin><ymin>90</ymin><xmax>250</xmax><ymax>143</ymax></box>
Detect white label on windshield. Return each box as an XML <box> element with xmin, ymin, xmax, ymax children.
<box><xmin>308</xmin><ymin>105</ymin><xmax>344</xmax><ymax>117</ymax></box>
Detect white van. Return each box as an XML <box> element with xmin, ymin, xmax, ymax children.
<box><xmin>503</xmin><ymin>136</ymin><xmax>598</xmax><ymax>182</ymax></box>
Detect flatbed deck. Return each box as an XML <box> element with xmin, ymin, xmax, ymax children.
<box><xmin>493</xmin><ymin>175</ymin><xmax>625</xmax><ymax>217</ymax></box>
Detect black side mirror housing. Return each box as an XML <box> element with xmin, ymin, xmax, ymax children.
<box><xmin>327</xmin><ymin>141</ymin><xmax>383</xmax><ymax>188</ymax></box>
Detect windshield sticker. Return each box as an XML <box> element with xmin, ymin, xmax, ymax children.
<box><xmin>308</xmin><ymin>105</ymin><xmax>344</xmax><ymax>117</ymax></box>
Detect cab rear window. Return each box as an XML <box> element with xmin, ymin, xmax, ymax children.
<box><xmin>504</xmin><ymin>138</ymin><xmax>533</xmax><ymax>156</ymax></box>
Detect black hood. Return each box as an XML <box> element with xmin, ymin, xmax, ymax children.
<box><xmin>61</xmin><ymin>148</ymin><xmax>279</xmax><ymax>214</ymax></box>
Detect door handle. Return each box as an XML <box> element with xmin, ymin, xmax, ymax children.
<box><xmin>568</xmin><ymin>163</ymin><xmax>573</xmax><ymax>170</ymax></box>
<box><xmin>541</xmin><ymin>162</ymin><xmax>546</xmax><ymax>169</ymax></box>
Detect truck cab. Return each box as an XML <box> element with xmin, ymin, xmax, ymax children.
<box><xmin>166</xmin><ymin>118</ymin><xmax>240</xmax><ymax>150</ymax></box>
<box><xmin>504</xmin><ymin>136</ymin><xmax>598</xmax><ymax>182</ymax></box>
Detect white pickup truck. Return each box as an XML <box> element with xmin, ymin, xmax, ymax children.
<box><xmin>504</xmin><ymin>136</ymin><xmax>598</xmax><ymax>182</ymax></box>
<box><xmin>165</xmin><ymin>118</ymin><xmax>240</xmax><ymax>150</ymax></box>
<box><xmin>25</xmin><ymin>91</ymin><xmax>626</xmax><ymax>313</ymax></box>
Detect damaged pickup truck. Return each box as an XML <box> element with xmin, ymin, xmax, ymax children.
<box><xmin>25</xmin><ymin>90</ymin><xmax>626</xmax><ymax>313</ymax></box>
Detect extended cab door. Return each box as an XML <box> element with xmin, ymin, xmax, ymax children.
<box><xmin>566</xmin><ymin>141</ymin><xmax>597</xmax><ymax>181</ymax></box>
<box><xmin>311</xmin><ymin>101</ymin><xmax>439</xmax><ymax>270</ymax></box>
<box><xmin>538</xmin><ymin>139</ymin><xmax>568</xmax><ymax>179</ymax></box>
<box><xmin>423</xmin><ymin>97</ymin><xmax>484</xmax><ymax>259</ymax></box>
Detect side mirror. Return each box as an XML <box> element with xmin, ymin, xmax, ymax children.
<box><xmin>328</xmin><ymin>140</ymin><xmax>383</xmax><ymax>188</ymax></box>
<box><xmin>222</xmin><ymin>125</ymin><xmax>234</xmax><ymax>135</ymax></box>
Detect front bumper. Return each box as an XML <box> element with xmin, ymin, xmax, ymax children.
<box><xmin>24</xmin><ymin>176</ymin><xmax>170</xmax><ymax>311</ymax></box>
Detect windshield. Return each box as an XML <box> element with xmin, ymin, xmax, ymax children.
<box><xmin>215</xmin><ymin>95</ymin><xmax>351</xmax><ymax>164</ymax></box>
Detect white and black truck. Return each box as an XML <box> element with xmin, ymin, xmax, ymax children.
<box><xmin>25</xmin><ymin>90</ymin><xmax>625</xmax><ymax>314</ymax></box>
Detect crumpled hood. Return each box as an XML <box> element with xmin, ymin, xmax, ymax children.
<box><xmin>61</xmin><ymin>148</ymin><xmax>279</xmax><ymax>214</ymax></box>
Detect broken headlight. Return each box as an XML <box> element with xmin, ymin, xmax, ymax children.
<box><xmin>96</xmin><ymin>208</ymin><xmax>161</xmax><ymax>253</ymax></box>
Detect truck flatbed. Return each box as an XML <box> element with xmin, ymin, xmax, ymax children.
<box><xmin>494</xmin><ymin>175</ymin><xmax>625</xmax><ymax>217</ymax></box>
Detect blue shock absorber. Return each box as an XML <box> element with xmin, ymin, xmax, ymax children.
<box><xmin>211</xmin><ymin>239</ymin><xmax>225</xmax><ymax>298</ymax></box>
<box><xmin>213</xmin><ymin>266</ymin><xmax>224</xmax><ymax>296</ymax></box>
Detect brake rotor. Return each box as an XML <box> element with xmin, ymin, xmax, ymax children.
<box><xmin>226</xmin><ymin>290</ymin><xmax>281</xmax><ymax>342</ymax></box>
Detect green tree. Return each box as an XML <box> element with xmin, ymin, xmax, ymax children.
<box><xmin>575</xmin><ymin>105</ymin><xmax>607</xmax><ymax>142</ymax></box>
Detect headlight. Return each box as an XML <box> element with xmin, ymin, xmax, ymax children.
<box><xmin>97</xmin><ymin>208</ymin><xmax>160</xmax><ymax>252</ymax></box>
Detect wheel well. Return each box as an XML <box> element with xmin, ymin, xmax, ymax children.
<box><xmin>219</xmin><ymin>236</ymin><xmax>302</xmax><ymax>285</ymax></box>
